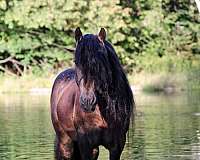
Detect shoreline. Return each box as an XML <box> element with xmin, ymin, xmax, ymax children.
<box><xmin>0</xmin><ymin>71</ymin><xmax>199</xmax><ymax>94</ymax></box>
<box><xmin>0</xmin><ymin>85</ymin><xmax>189</xmax><ymax>95</ymax></box>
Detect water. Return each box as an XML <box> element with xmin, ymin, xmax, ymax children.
<box><xmin>0</xmin><ymin>92</ymin><xmax>200</xmax><ymax>160</ymax></box>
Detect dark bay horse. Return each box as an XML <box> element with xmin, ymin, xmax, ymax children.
<box><xmin>51</xmin><ymin>28</ymin><xmax>135</xmax><ymax>160</ymax></box>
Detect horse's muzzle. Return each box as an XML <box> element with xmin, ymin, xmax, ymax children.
<box><xmin>80</xmin><ymin>94</ymin><xmax>96</xmax><ymax>112</ymax></box>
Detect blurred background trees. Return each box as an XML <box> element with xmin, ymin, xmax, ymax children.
<box><xmin>0</xmin><ymin>0</ymin><xmax>199</xmax><ymax>76</ymax></box>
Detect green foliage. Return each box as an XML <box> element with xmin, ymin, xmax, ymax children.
<box><xmin>0</xmin><ymin>0</ymin><xmax>199</xmax><ymax>76</ymax></box>
<box><xmin>0</xmin><ymin>0</ymin><xmax>130</xmax><ymax>75</ymax></box>
<box><xmin>120</xmin><ymin>0</ymin><xmax>200</xmax><ymax>72</ymax></box>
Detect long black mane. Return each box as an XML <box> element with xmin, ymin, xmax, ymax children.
<box><xmin>75</xmin><ymin>34</ymin><xmax>134</xmax><ymax>125</ymax></box>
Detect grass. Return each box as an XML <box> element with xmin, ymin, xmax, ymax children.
<box><xmin>128</xmin><ymin>72</ymin><xmax>186</xmax><ymax>93</ymax></box>
<box><xmin>129</xmin><ymin>70</ymin><xmax>200</xmax><ymax>94</ymax></box>
<box><xmin>128</xmin><ymin>54</ymin><xmax>200</xmax><ymax>93</ymax></box>
<box><xmin>0</xmin><ymin>68</ymin><xmax>200</xmax><ymax>94</ymax></box>
<box><xmin>0</xmin><ymin>74</ymin><xmax>53</xmax><ymax>93</ymax></box>
<box><xmin>141</xmin><ymin>73</ymin><xmax>186</xmax><ymax>93</ymax></box>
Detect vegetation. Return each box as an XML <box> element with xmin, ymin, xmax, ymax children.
<box><xmin>120</xmin><ymin>0</ymin><xmax>200</xmax><ymax>72</ymax></box>
<box><xmin>0</xmin><ymin>0</ymin><xmax>199</xmax><ymax>92</ymax></box>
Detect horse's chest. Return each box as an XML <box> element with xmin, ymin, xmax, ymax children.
<box><xmin>74</xmin><ymin>107</ymin><xmax>108</xmax><ymax>133</ymax></box>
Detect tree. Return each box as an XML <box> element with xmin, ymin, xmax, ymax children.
<box><xmin>0</xmin><ymin>0</ymin><xmax>199</xmax><ymax>76</ymax></box>
<box><xmin>0</xmin><ymin>0</ymin><xmax>130</xmax><ymax>76</ymax></box>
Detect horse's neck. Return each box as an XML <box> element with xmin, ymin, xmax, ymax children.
<box><xmin>98</xmin><ymin>100</ymin><xmax>117</xmax><ymax>124</ymax></box>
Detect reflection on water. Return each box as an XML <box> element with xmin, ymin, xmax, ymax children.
<box><xmin>123</xmin><ymin>92</ymin><xmax>200</xmax><ymax>160</ymax></box>
<box><xmin>0</xmin><ymin>94</ymin><xmax>54</xmax><ymax>160</ymax></box>
<box><xmin>0</xmin><ymin>92</ymin><xmax>200</xmax><ymax>160</ymax></box>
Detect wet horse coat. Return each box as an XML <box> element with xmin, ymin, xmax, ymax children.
<box><xmin>51</xmin><ymin>28</ymin><xmax>134</xmax><ymax>160</ymax></box>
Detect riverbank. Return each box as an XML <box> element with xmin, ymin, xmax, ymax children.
<box><xmin>0</xmin><ymin>74</ymin><xmax>53</xmax><ymax>93</ymax></box>
<box><xmin>0</xmin><ymin>70</ymin><xmax>199</xmax><ymax>94</ymax></box>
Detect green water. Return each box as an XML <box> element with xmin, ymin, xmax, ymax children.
<box><xmin>0</xmin><ymin>92</ymin><xmax>200</xmax><ymax>160</ymax></box>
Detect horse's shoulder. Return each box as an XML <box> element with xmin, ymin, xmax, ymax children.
<box><xmin>54</xmin><ymin>68</ymin><xmax>75</xmax><ymax>83</ymax></box>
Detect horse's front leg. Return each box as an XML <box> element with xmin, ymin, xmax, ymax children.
<box><xmin>55</xmin><ymin>134</ymin><xmax>74</xmax><ymax>160</ymax></box>
<box><xmin>77</xmin><ymin>135</ymin><xmax>94</xmax><ymax>160</ymax></box>
<box><xmin>109</xmin><ymin>136</ymin><xmax>126</xmax><ymax>160</ymax></box>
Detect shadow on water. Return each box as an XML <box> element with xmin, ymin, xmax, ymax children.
<box><xmin>0</xmin><ymin>91</ymin><xmax>200</xmax><ymax>160</ymax></box>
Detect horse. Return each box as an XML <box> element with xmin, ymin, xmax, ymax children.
<box><xmin>50</xmin><ymin>27</ymin><xmax>135</xmax><ymax>160</ymax></box>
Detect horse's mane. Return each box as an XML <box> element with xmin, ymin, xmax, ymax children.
<box><xmin>75</xmin><ymin>34</ymin><xmax>134</xmax><ymax>124</ymax></box>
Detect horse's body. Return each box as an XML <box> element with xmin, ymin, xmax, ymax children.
<box><xmin>51</xmin><ymin>28</ymin><xmax>134</xmax><ymax>160</ymax></box>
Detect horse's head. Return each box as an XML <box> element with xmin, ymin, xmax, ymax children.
<box><xmin>74</xmin><ymin>27</ymin><xmax>110</xmax><ymax>113</ymax></box>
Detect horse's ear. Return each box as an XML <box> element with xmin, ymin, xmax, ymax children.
<box><xmin>75</xmin><ymin>27</ymin><xmax>82</xmax><ymax>42</ymax></box>
<box><xmin>98</xmin><ymin>28</ymin><xmax>106</xmax><ymax>41</ymax></box>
